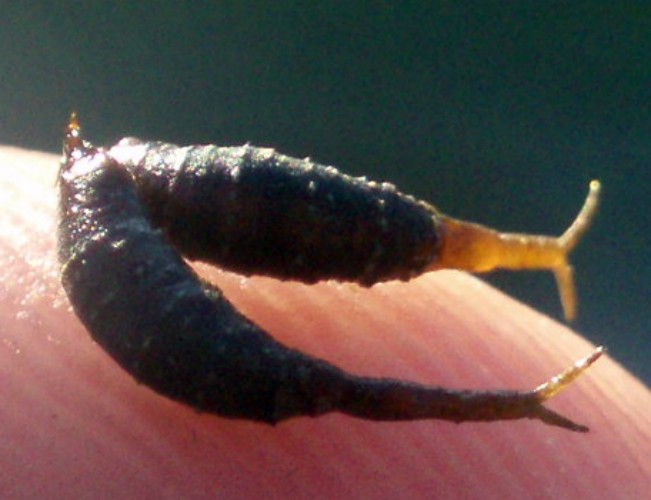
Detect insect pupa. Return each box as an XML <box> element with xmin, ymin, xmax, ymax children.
<box><xmin>58</xmin><ymin>114</ymin><xmax>602</xmax><ymax>431</ymax></box>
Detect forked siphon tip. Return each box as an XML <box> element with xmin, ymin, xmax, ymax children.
<box><xmin>555</xmin><ymin>180</ymin><xmax>602</xmax><ymax>321</ymax></box>
<box><xmin>560</xmin><ymin>180</ymin><xmax>601</xmax><ymax>250</ymax></box>
<box><xmin>432</xmin><ymin>180</ymin><xmax>602</xmax><ymax>321</ymax></box>
<box><xmin>534</xmin><ymin>346</ymin><xmax>605</xmax><ymax>401</ymax></box>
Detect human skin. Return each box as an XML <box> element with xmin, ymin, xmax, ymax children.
<box><xmin>1</xmin><ymin>146</ymin><xmax>649</xmax><ymax>498</ymax></box>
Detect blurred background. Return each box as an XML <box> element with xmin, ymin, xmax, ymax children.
<box><xmin>1</xmin><ymin>3</ymin><xmax>648</xmax><ymax>384</ymax></box>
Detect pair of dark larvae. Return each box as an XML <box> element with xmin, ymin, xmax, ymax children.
<box><xmin>58</xmin><ymin>115</ymin><xmax>602</xmax><ymax>432</ymax></box>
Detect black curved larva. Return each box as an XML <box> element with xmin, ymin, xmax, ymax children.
<box><xmin>58</xmin><ymin>115</ymin><xmax>602</xmax><ymax>431</ymax></box>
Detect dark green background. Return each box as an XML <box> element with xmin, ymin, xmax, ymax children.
<box><xmin>2</xmin><ymin>3</ymin><xmax>649</xmax><ymax>383</ymax></box>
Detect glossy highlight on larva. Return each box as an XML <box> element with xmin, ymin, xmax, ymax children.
<box><xmin>57</xmin><ymin>114</ymin><xmax>603</xmax><ymax>431</ymax></box>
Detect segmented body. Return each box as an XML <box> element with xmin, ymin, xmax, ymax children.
<box><xmin>109</xmin><ymin>138</ymin><xmax>441</xmax><ymax>285</ymax></box>
<box><xmin>58</xmin><ymin>150</ymin><xmax>353</xmax><ymax>422</ymax></box>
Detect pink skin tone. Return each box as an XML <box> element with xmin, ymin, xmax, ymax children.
<box><xmin>1</xmin><ymin>146</ymin><xmax>650</xmax><ymax>498</ymax></box>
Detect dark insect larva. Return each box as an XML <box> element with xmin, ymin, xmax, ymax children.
<box><xmin>58</xmin><ymin>114</ymin><xmax>603</xmax><ymax>431</ymax></box>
